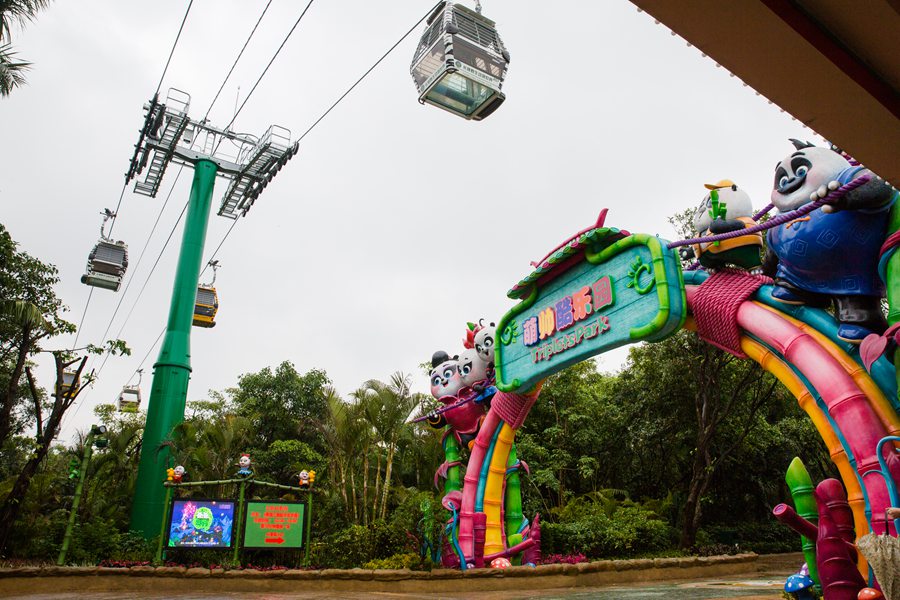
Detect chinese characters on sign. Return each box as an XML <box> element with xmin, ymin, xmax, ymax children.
<box><xmin>243</xmin><ymin>502</ymin><xmax>305</xmax><ymax>548</ymax></box>
<box><xmin>522</xmin><ymin>275</ymin><xmax>614</xmax><ymax>362</ymax></box>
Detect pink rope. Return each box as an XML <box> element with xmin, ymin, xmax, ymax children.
<box><xmin>690</xmin><ymin>269</ymin><xmax>772</xmax><ymax>358</ymax></box>
<box><xmin>667</xmin><ymin>175</ymin><xmax>870</xmax><ymax>249</ymax></box>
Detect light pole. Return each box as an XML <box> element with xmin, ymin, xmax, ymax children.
<box><xmin>57</xmin><ymin>424</ymin><xmax>108</xmax><ymax>565</ymax></box>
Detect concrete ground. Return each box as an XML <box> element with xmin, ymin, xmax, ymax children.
<box><xmin>1</xmin><ymin>554</ymin><xmax>802</xmax><ymax>600</ymax></box>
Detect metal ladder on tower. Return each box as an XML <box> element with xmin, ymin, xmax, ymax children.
<box><xmin>134</xmin><ymin>90</ymin><xmax>191</xmax><ymax>198</ymax></box>
<box><xmin>218</xmin><ymin>125</ymin><xmax>291</xmax><ymax>218</ymax></box>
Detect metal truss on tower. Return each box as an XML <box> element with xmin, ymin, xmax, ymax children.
<box><xmin>125</xmin><ymin>88</ymin><xmax>298</xmax><ymax>218</ymax></box>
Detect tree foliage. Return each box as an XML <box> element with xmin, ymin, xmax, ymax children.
<box><xmin>0</xmin><ymin>0</ymin><xmax>52</xmax><ymax>96</ymax></box>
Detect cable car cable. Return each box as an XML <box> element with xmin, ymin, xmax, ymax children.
<box><xmin>70</xmin><ymin>1</ymin><xmax>434</xmax><ymax>432</ymax></box>
<box><xmin>104</xmin><ymin>0</ymin><xmax>440</xmax><ymax>388</ymax></box>
<box><xmin>204</xmin><ymin>0</ymin><xmax>273</xmax><ymax>121</ymax></box>
<box><xmin>155</xmin><ymin>0</ymin><xmax>195</xmax><ymax>97</ymax></box>
<box><xmin>64</xmin><ymin>2</ymin><xmax>287</xmax><ymax>430</ymax></box>
<box><xmin>68</xmin><ymin>1</ymin><xmax>195</xmax><ymax>354</ymax></box>
<box><xmin>63</xmin><ymin>199</ymin><xmax>188</xmax><ymax>428</ymax></box>
<box><xmin>88</xmin><ymin>0</ymin><xmax>276</xmax><ymax>355</ymax></box>
<box><xmin>90</xmin><ymin>167</ymin><xmax>182</xmax><ymax>356</ymax></box>
<box><xmin>223</xmin><ymin>0</ymin><xmax>316</xmax><ymax>133</ymax></box>
<box><xmin>70</xmin><ymin>288</ymin><xmax>93</xmax><ymax>351</ymax></box>
<box><xmin>296</xmin><ymin>1</ymin><xmax>442</xmax><ymax>144</ymax></box>
<box><xmin>93</xmin><ymin>198</ymin><xmax>189</xmax><ymax>376</ymax></box>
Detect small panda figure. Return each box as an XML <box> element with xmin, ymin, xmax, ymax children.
<box><xmin>690</xmin><ymin>180</ymin><xmax>763</xmax><ymax>273</ymax></box>
<box><xmin>473</xmin><ymin>322</ymin><xmax>496</xmax><ymax>369</ymax></box>
<box><xmin>457</xmin><ymin>347</ymin><xmax>489</xmax><ymax>388</ymax></box>
<box><xmin>430</xmin><ymin>351</ymin><xmax>463</xmax><ymax>399</ymax></box>
<box><xmin>426</xmin><ymin>350</ymin><xmax>486</xmax><ymax>440</ymax></box>
<box><xmin>765</xmin><ymin>139</ymin><xmax>896</xmax><ymax>342</ymax></box>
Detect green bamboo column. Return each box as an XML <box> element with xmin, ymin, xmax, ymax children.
<box><xmin>232</xmin><ymin>480</ymin><xmax>247</xmax><ymax>566</ymax></box>
<box><xmin>304</xmin><ymin>491</ymin><xmax>313</xmax><ymax>566</ymax></box>
<box><xmin>443</xmin><ymin>435</ymin><xmax>462</xmax><ymax>494</ymax></box>
<box><xmin>57</xmin><ymin>432</ymin><xmax>97</xmax><ymax>565</ymax></box>
<box><xmin>504</xmin><ymin>443</ymin><xmax>525</xmax><ymax>558</ymax></box>
<box><xmin>786</xmin><ymin>457</ymin><xmax>819</xmax><ymax>587</ymax></box>
<box><xmin>130</xmin><ymin>160</ymin><xmax>218</xmax><ymax>536</ymax></box>
<box><xmin>154</xmin><ymin>485</ymin><xmax>174</xmax><ymax>565</ymax></box>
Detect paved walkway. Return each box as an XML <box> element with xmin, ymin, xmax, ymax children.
<box><xmin>2</xmin><ymin>554</ymin><xmax>802</xmax><ymax>600</ymax></box>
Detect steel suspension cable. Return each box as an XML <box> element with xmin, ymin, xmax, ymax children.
<box><xmin>204</xmin><ymin>0</ymin><xmax>273</xmax><ymax>121</ymax></box>
<box><xmin>70</xmin><ymin>2</ymin><xmax>288</xmax><ymax>428</ymax></box>
<box><xmin>296</xmin><ymin>1</ymin><xmax>442</xmax><ymax>143</ymax></box>
<box><xmin>224</xmin><ymin>0</ymin><xmax>315</xmax><ymax>131</ymax></box>
<box><xmin>96</xmin><ymin>0</ymin><xmax>436</xmax><ymax>422</ymax></box>
<box><xmin>69</xmin><ymin>1</ymin><xmax>195</xmax><ymax>355</ymax></box>
<box><xmin>155</xmin><ymin>0</ymin><xmax>195</xmax><ymax>97</ymax></box>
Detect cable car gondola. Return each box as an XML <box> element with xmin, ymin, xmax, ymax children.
<box><xmin>117</xmin><ymin>369</ymin><xmax>142</xmax><ymax>413</ymax></box>
<box><xmin>410</xmin><ymin>1</ymin><xmax>510</xmax><ymax>121</ymax></box>
<box><xmin>81</xmin><ymin>209</ymin><xmax>128</xmax><ymax>292</ymax></box>
<box><xmin>193</xmin><ymin>260</ymin><xmax>219</xmax><ymax>328</ymax></box>
<box><xmin>57</xmin><ymin>370</ymin><xmax>80</xmax><ymax>398</ymax></box>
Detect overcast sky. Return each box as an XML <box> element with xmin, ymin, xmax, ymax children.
<box><xmin>0</xmin><ymin>1</ymin><xmax>822</xmax><ymax>441</ymax></box>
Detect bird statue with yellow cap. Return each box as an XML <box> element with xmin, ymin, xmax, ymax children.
<box><xmin>690</xmin><ymin>180</ymin><xmax>763</xmax><ymax>273</ymax></box>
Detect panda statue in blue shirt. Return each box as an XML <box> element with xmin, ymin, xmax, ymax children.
<box><xmin>763</xmin><ymin>139</ymin><xmax>897</xmax><ymax>343</ymax></box>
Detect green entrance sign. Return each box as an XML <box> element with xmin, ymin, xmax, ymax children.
<box><xmin>243</xmin><ymin>501</ymin><xmax>305</xmax><ymax>549</ymax></box>
<box><xmin>496</xmin><ymin>223</ymin><xmax>686</xmax><ymax>393</ymax></box>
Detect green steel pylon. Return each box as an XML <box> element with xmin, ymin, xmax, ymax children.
<box><xmin>123</xmin><ymin>89</ymin><xmax>297</xmax><ymax>538</ymax></box>
<box><xmin>130</xmin><ymin>161</ymin><xmax>217</xmax><ymax>535</ymax></box>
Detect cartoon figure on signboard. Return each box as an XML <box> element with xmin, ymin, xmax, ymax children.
<box><xmin>764</xmin><ymin>140</ymin><xmax>895</xmax><ymax>342</ymax></box>
<box><xmin>690</xmin><ymin>180</ymin><xmax>763</xmax><ymax>273</ymax></box>
<box><xmin>237</xmin><ymin>453</ymin><xmax>253</xmax><ymax>476</ymax></box>
<box><xmin>172</xmin><ymin>465</ymin><xmax>185</xmax><ymax>483</ymax></box>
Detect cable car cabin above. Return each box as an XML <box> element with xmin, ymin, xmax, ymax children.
<box><xmin>57</xmin><ymin>370</ymin><xmax>80</xmax><ymax>398</ymax></box>
<box><xmin>193</xmin><ymin>285</ymin><xmax>218</xmax><ymax>328</ymax></box>
<box><xmin>81</xmin><ymin>239</ymin><xmax>128</xmax><ymax>292</ymax></box>
<box><xmin>117</xmin><ymin>386</ymin><xmax>141</xmax><ymax>413</ymax></box>
<box><xmin>410</xmin><ymin>2</ymin><xmax>510</xmax><ymax>120</ymax></box>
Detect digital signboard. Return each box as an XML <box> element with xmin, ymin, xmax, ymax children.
<box><xmin>243</xmin><ymin>501</ymin><xmax>306</xmax><ymax>549</ymax></box>
<box><xmin>167</xmin><ymin>498</ymin><xmax>235</xmax><ymax>548</ymax></box>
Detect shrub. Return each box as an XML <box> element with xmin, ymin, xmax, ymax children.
<box><xmin>700</xmin><ymin>520</ymin><xmax>796</xmax><ymax>555</ymax></box>
<box><xmin>309</xmin><ymin>525</ymin><xmax>373</xmax><ymax>569</ymax></box>
<box><xmin>542</xmin><ymin>497</ymin><xmax>676</xmax><ymax>559</ymax></box>
<box><xmin>363</xmin><ymin>552</ymin><xmax>425</xmax><ymax>570</ymax></box>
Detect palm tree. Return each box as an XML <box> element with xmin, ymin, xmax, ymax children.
<box><xmin>84</xmin><ymin>424</ymin><xmax>142</xmax><ymax>525</ymax></box>
<box><xmin>349</xmin><ymin>386</ymin><xmax>376</xmax><ymax>525</ymax></box>
<box><xmin>359</xmin><ymin>373</ymin><xmax>423</xmax><ymax>521</ymax></box>
<box><xmin>165</xmin><ymin>413</ymin><xmax>253</xmax><ymax>496</ymax></box>
<box><xmin>0</xmin><ymin>0</ymin><xmax>52</xmax><ymax>96</ymax></box>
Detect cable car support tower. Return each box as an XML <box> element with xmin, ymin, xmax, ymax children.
<box><xmin>126</xmin><ymin>89</ymin><xmax>298</xmax><ymax>536</ymax></box>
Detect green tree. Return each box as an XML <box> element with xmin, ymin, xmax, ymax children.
<box><xmin>614</xmin><ymin>331</ymin><xmax>784</xmax><ymax>549</ymax></box>
<box><xmin>321</xmin><ymin>387</ymin><xmax>369</xmax><ymax>523</ymax></box>
<box><xmin>229</xmin><ymin>361</ymin><xmax>330</xmax><ymax>455</ymax></box>
<box><xmin>358</xmin><ymin>373</ymin><xmax>423</xmax><ymax>521</ymax></box>
<box><xmin>0</xmin><ymin>0</ymin><xmax>52</xmax><ymax>96</ymax></box>
<box><xmin>517</xmin><ymin>360</ymin><xmax>622</xmax><ymax>509</ymax></box>
<box><xmin>0</xmin><ymin>223</ymin><xmax>73</xmax><ymax>448</ymax></box>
